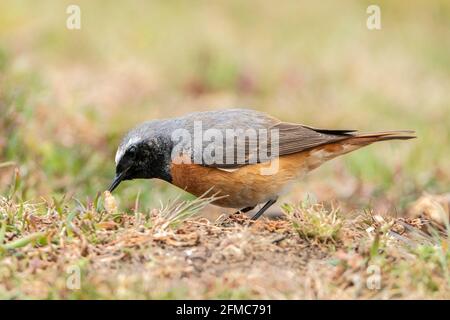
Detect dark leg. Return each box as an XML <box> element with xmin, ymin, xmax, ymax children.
<box><xmin>250</xmin><ymin>198</ymin><xmax>278</xmax><ymax>220</ymax></box>
<box><xmin>233</xmin><ymin>205</ymin><xmax>255</xmax><ymax>215</ymax></box>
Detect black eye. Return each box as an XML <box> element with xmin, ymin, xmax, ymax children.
<box><xmin>128</xmin><ymin>146</ymin><xmax>137</xmax><ymax>159</ymax></box>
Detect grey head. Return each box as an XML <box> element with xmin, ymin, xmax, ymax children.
<box><xmin>108</xmin><ymin>120</ymin><xmax>174</xmax><ymax>192</ymax></box>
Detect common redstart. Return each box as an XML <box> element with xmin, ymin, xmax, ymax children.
<box><xmin>109</xmin><ymin>109</ymin><xmax>415</xmax><ymax>219</ymax></box>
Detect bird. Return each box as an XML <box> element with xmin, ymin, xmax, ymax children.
<box><xmin>108</xmin><ymin>108</ymin><xmax>415</xmax><ymax>220</ymax></box>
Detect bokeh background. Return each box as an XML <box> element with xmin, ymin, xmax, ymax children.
<box><xmin>1</xmin><ymin>0</ymin><xmax>449</xmax><ymax>216</ymax></box>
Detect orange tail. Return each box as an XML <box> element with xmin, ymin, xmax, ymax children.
<box><xmin>345</xmin><ymin>130</ymin><xmax>416</xmax><ymax>146</ymax></box>
<box><xmin>305</xmin><ymin>130</ymin><xmax>416</xmax><ymax>168</ymax></box>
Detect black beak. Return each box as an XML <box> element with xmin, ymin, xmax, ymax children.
<box><xmin>108</xmin><ymin>170</ymin><xmax>127</xmax><ymax>192</ymax></box>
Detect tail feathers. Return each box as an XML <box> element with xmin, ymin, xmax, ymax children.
<box><xmin>306</xmin><ymin>129</ymin><xmax>415</xmax><ymax>158</ymax></box>
<box><xmin>346</xmin><ymin>130</ymin><xmax>416</xmax><ymax>145</ymax></box>
<box><xmin>303</xmin><ymin>130</ymin><xmax>415</xmax><ymax>172</ymax></box>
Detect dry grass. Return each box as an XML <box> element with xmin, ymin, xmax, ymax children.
<box><xmin>282</xmin><ymin>201</ymin><xmax>343</xmax><ymax>244</ymax></box>
<box><xmin>0</xmin><ymin>172</ymin><xmax>448</xmax><ymax>299</ymax></box>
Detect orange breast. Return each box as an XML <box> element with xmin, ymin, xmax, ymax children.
<box><xmin>169</xmin><ymin>152</ymin><xmax>314</xmax><ymax>208</ymax></box>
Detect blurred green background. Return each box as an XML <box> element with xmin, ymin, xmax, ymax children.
<box><xmin>0</xmin><ymin>0</ymin><xmax>449</xmax><ymax>214</ymax></box>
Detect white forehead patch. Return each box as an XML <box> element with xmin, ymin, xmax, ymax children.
<box><xmin>115</xmin><ymin>136</ymin><xmax>141</xmax><ymax>165</ymax></box>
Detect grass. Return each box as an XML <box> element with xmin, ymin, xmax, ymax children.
<box><xmin>282</xmin><ymin>201</ymin><xmax>343</xmax><ymax>244</ymax></box>
<box><xmin>0</xmin><ymin>0</ymin><xmax>449</xmax><ymax>299</ymax></box>
<box><xmin>0</xmin><ymin>172</ymin><xmax>448</xmax><ymax>299</ymax></box>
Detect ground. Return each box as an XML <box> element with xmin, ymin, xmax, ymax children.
<box><xmin>0</xmin><ymin>189</ymin><xmax>448</xmax><ymax>299</ymax></box>
<box><xmin>0</xmin><ymin>1</ymin><xmax>449</xmax><ymax>299</ymax></box>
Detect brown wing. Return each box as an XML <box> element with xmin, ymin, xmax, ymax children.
<box><xmin>203</xmin><ymin>121</ymin><xmax>356</xmax><ymax>169</ymax></box>
<box><xmin>273</xmin><ymin>122</ymin><xmax>356</xmax><ymax>156</ymax></box>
